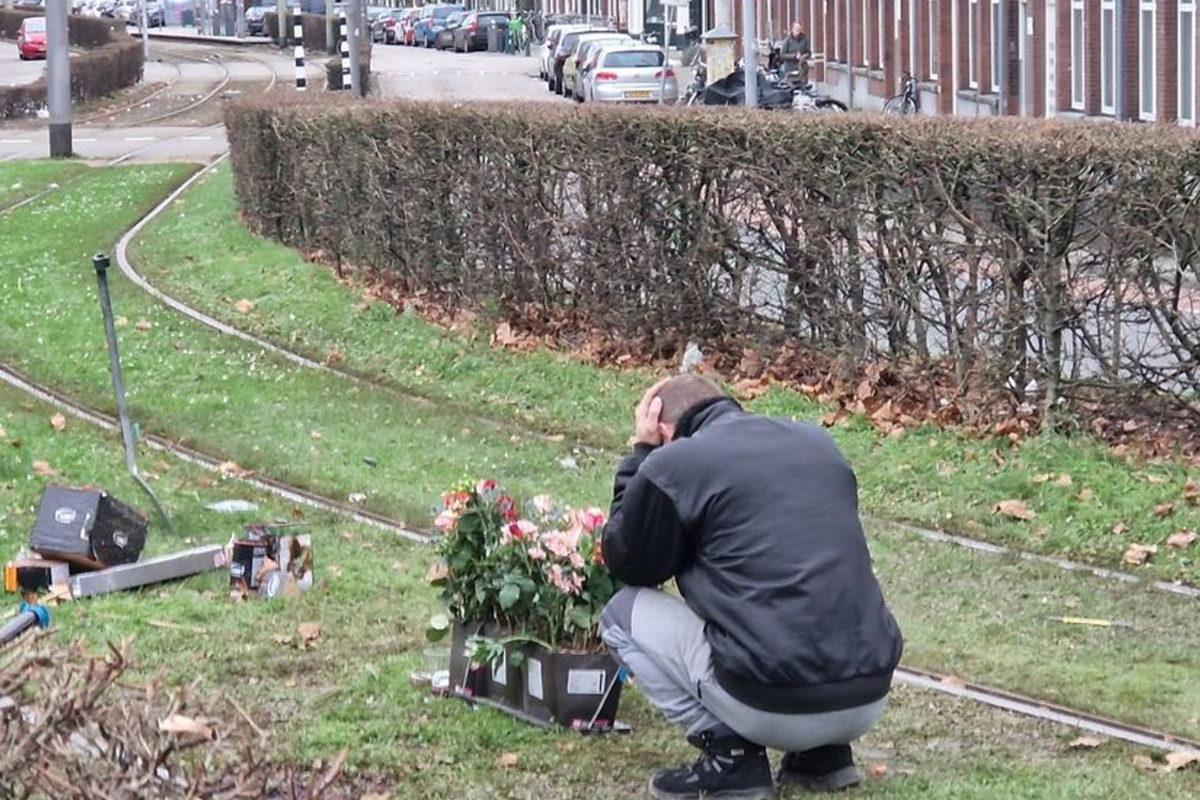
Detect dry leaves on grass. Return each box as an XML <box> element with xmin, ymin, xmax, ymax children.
<box><xmin>1163</xmin><ymin>751</ymin><xmax>1199</xmax><ymax>772</ymax></box>
<box><xmin>217</xmin><ymin>461</ymin><xmax>252</xmax><ymax>478</ymax></box>
<box><xmin>495</xmin><ymin>752</ymin><xmax>520</xmax><ymax>769</ymax></box>
<box><xmin>866</xmin><ymin>764</ymin><xmax>889</xmax><ymax>777</ymax></box>
<box><xmin>134</xmin><ymin>319</ymin><xmax>153</xmax><ymax>332</ymax></box>
<box><xmin>31</xmin><ymin>460</ymin><xmax>61</xmax><ymax>477</ymax></box>
<box><xmin>992</xmin><ymin>500</ymin><xmax>1036</xmax><ymax>521</ymax></box>
<box><xmin>1154</xmin><ymin>502</ymin><xmax>1177</xmax><ymax>518</ymax></box>
<box><xmin>1053</xmin><ymin>474</ymin><xmax>1074</xmax><ymax>488</ymax></box>
<box><xmin>324</xmin><ymin>349</ymin><xmax>344</xmax><ymax>365</ymax></box>
<box><xmin>1112</xmin><ymin>522</ymin><xmax>1130</xmax><ymax>536</ymax></box>
<box><xmin>298</xmin><ymin>622</ymin><xmax>321</xmax><ymax>649</ymax></box>
<box><xmin>1076</xmin><ymin>487</ymin><xmax>1097</xmax><ymax>503</ymax></box>
<box><xmin>158</xmin><ymin>713</ymin><xmax>215</xmax><ymax>740</ymax></box>
<box><xmin>49</xmin><ymin>413</ymin><xmax>66</xmax><ymax>433</ymax></box>
<box><xmin>233</xmin><ymin>299</ymin><xmax>256</xmax><ymax>314</ymax></box>
<box><xmin>1122</xmin><ymin>544</ymin><xmax>1158</xmax><ymax>566</ymax></box>
<box><xmin>1166</xmin><ymin>531</ymin><xmax>1198</xmax><ymax>550</ymax></box>
<box><xmin>1185</xmin><ymin>479</ymin><xmax>1200</xmax><ymax>504</ymax></box>
<box><xmin>1067</xmin><ymin>736</ymin><xmax>1105</xmax><ymax>749</ymax></box>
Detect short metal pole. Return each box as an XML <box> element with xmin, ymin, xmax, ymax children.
<box><xmin>92</xmin><ymin>254</ymin><xmax>175</xmax><ymax>536</ymax></box>
<box><xmin>140</xmin><ymin>0</ymin><xmax>150</xmax><ymax>59</ymax></box>
<box><xmin>0</xmin><ymin>603</ymin><xmax>49</xmax><ymax>647</ymax></box>
<box><xmin>46</xmin><ymin>0</ymin><xmax>72</xmax><ymax>157</ymax></box>
<box><xmin>340</xmin><ymin>10</ymin><xmax>351</xmax><ymax>91</ymax></box>
<box><xmin>742</xmin><ymin>0</ymin><xmax>758</xmax><ymax>107</ymax></box>
<box><xmin>294</xmin><ymin>16</ymin><xmax>307</xmax><ymax>90</ymax></box>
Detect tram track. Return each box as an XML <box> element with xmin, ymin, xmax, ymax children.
<box><xmin>0</xmin><ymin>355</ymin><xmax>1196</xmax><ymax>757</ymax></box>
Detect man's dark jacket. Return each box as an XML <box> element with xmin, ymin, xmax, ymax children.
<box><xmin>602</xmin><ymin>398</ymin><xmax>903</xmax><ymax>714</ymax></box>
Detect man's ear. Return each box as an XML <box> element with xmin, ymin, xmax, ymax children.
<box><xmin>658</xmin><ymin>422</ymin><xmax>676</xmax><ymax>443</ymax></box>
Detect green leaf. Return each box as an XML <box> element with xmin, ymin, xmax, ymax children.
<box><xmin>498</xmin><ymin>583</ymin><xmax>522</xmax><ymax>610</ymax></box>
<box><xmin>425</xmin><ymin>612</ymin><xmax>451</xmax><ymax>642</ymax></box>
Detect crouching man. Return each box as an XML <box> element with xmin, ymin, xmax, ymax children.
<box><xmin>601</xmin><ymin>376</ymin><xmax>903</xmax><ymax>799</ymax></box>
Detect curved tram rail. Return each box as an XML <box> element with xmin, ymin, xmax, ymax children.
<box><xmin>0</xmin><ymin>359</ymin><xmax>1196</xmax><ymax>757</ymax></box>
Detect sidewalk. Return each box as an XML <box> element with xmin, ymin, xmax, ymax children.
<box><xmin>136</xmin><ymin>25</ymin><xmax>274</xmax><ymax>47</ymax></box>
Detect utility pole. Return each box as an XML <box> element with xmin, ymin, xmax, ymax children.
<box><xmin>236</xmin><ymin>0</ymin><xmax>246</xmax><ymax>38</ymax></box>
<box><xmin>276</xmin><ymin>0</ymin><xmax>287</xmax><ymax>43</ymax></box>
<box><xmin>741</xmin><ymin>0</ymin><xmax>757</xmax><ymax>107</ymax></box>
<box><xmin>348</xmin><ymin>0</ymin><xmax>363</xmax><ymax>95</ymax></box>
<box><xmin>46</xmin><ymin>0</ymin><xmax>72</xmax><ymax>158</ymax></box>
<box><xmin>139</xmin><ymin>0</ymin><xmax>149</xmax><ymax>59</ymax></box>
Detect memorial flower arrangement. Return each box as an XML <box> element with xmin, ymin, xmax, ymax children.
<box><xmin>427</xmin><ymin>480</ymin><xmax>616</xmax><ymax>651</ymax></box>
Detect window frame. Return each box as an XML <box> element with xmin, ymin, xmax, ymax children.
<box><xmin>1181</xmin><ymin>0</ymin><xmax>1196</xmax><ymax>125</ymax></box>
<box><xmin>968</xmin><ymin>0</ymin><xmax>979</xmax><ymax>89</ymax></box>
<box><xmin>1101</xmin><ymin>0</ymin><xmax>1116</xmax><ymax>115</ymax></box>
<box><xmin>929</xmin><ymin>0</ymin><xmax>939</xmax><ymax>80</ymax></box>
<box><xmin>1140</xmin><ymin>0</ymin><xmax>1156</xmax><ymax>121</ymax></box>
<box><xmin>1070</xmin><ymin>0</ymin><xmax>1084</xmax><ymax>110</ymax></box>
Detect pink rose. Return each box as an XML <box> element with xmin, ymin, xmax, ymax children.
<box><xmin>528</xmin><ymin>545</ymin><xmax>547</xmax><ymax>561</ymax></box>
<box><xmin>434</xmin><ymin>509</ymin><xmax>458</xmax><ymax>532</ymax></box>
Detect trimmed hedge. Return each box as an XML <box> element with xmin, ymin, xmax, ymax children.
<box><xmin>224</xmin><ymin>99</ymin><xmax>1200</xmax><ymax>410</ymax></box>
<box><xmin>0</xmin><ymin>10</ymin><xmax>142</xmax><ymax>119</ymax></box>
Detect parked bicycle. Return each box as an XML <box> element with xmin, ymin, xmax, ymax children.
<box><xmin>882</xmin><ymin>72</ymin><xmax>919</xmax><ymax>115</ymax></box>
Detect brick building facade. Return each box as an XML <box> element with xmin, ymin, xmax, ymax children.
<box><xmin>540</xmin><ymin>1</ymin><xmax>1198</xmax><ymax>124</ymax></box>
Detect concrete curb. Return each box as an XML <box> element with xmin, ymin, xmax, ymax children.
<box><xmin>142</xmin><ymin>30</ymin><xmax>274</xmax><ymax>47</ymax></box>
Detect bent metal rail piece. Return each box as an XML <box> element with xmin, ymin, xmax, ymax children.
<box><xmin>0</xmin><ymin>358</ymin><xmax>1198</xmax><ymax>756</ymax></box>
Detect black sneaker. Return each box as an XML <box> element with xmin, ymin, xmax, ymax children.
<box><xmin>776</xmin><ymin>744</ymin><xmax>860</xmax><ymax>792</ymax></box>
<box><xmin>649</xmin><ymin>731</ymin><xmax>775</xmax><ymax>800</ymax></box>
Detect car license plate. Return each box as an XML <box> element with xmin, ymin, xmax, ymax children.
<box><xmin>624</xmin><ymin>90</ymin><xmax>653</xmax><ymax>100</ymax></box>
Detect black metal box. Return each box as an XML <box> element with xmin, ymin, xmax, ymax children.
<box><xmin>30</xmin><ymin>485</ymin><xmax>147</xmax><ymax>570</ymax></box>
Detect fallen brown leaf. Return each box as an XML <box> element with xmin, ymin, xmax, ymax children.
<box><xmin>1185</xmin><ymin>479</ymin><xmax>1200</xmax><ymax>503</ymax></box>
<box><xmin>325</xmin><ymin>349</ymin><xmax>343</xmax><ymax>365</ymax></box>
<box><xmin>298</xmin><ymin>622</ymin><xmax>321</xmax><ymax>643</ymax></box>
<box><xmin>1052</xmin><ymin>474</ymin><xmax>1074</xmax><ymax>488</ymax></box>
<box><xmin>31</xmin><ymin>460</ymin><xmax>61</xmax><ymax>478</ymax></box>
<box><xmin>233</xmin><ymin>298</ymin><xmax>255</xmax><ymax>314</ymax></box>
<box><xmin>1154</xmin><ymin>502</ymin><xmax>1176</xmax><ymax>518</ymax></box>
<box><xmin>49</xmin><ymin>413</ymin><xmax>67</xmax><ymax>433</ymax></box>
<box><xmin>272</xmin><ymin>634</ymin><xmax>293</xmax><ymax>646</ymax></box>
<box><xmin>134</xmin><ymin>319</ymin><xmax>153</xmax><ymax>332</ymax></box>
<box><xmin>495</xmin><ymin>752</ymin><xmax>519</xmax><ymax>769</ymax></box>
<box><xmin>1032</xmin><ymin>473</ymin><xmax>1054</xmax><ymax>484</ymax></box>
<box><xmin>1144</xmin><ymin>474</ymin><xmax>1168</xmax><ymax>485</ymax></box>
<box><xmin>425</xmin><ymin>561</ymin><xmax>449</xmax><ymax>583</ymax></box>
<box><xmin>114</xmin><ymin>315</ymin><xmax>128</xmax><ymax>328</ymax></box>
<box><xmin>941</xmin><ymin>675</ymin><xmax>967</xmax><ymax>688</ymax></box>
<box><xmin>158</xmin><ymin>714</ymin><xmax>214</xmax><ymax>740</ymax></box>
<box><xmin>1122</xmin><ymin>543</ymin><xmax>1158</xmax><ymax>566</ymax></box>
<box><xmin>1067</xmin><ymin>736</ymin><xmax>1104</xmax><ymax>749</ymax></box>
<box><xmin>1166</xmin><ymin>531</ymin><xmax>1198</xmax><ymax>550</ymax></box>
<box><xmin>1111</xmin><ymin>522</ymin><xmax>1129</xmax><ymax>536</ymax></box>
<box><xmin>1132</xmin><ymin>754</ymin><xmax>1157</xmax><ymax>771</ymax></box>
<box><xmin>217</xmin><ymin>461</ymin><xmax>252</xmax><ymax>478</ymax></box>
<box><xmin>992</xmin><ymin>499</ymin><xmax>1036</xmax><ymax>521</ymax></box>
<box><xmin>1162</xmin><ymin>751</ymin><xmax>1199</xmax><ymax>772</ymax></box>
<box><xmin>492</xmin><ymin>322</ymin><xmax>516</xmax><ymax>347</ymax></box>
<box><xmin>359</xmin><ymin>793</ymin><xmax>392</xmax><ymax>800</ymax></box>
<box><xmin>1076</xmin><ymin>487</ymin><xmax>1097</xmax><ymax>503</ymax></box>
<box><xmin>866</xmin><ymin>763</ymin><xmax>888</xmax><ymax>778</ymax></box>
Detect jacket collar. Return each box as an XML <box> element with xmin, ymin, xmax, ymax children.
<box><xmin>674</xmin><ymin>397</ymin><xmax>744</xmax><ymax>439</ymax></box>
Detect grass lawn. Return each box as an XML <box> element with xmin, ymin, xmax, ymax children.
<box><xmin>0</xmin><ymin>160</ymin><xmax>88</xmax><ymax>210</ymax></box>
<box><xmin>2</xmin><ymin>382</ymin><xmax>1197</xmax><ymax>800</ymax></box>
<box><xmin>0</xmin><ymin>161</ymin><xmax>1197</xmax><ymax>797</ymax></box>
<box><xmin>128</xmin><ymin>166</ymin><xmax>1200</xmax><ymax>589</ymax></box>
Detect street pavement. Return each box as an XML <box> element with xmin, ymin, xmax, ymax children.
<box><xmin>0</xmin><ymin>45</ymin><xmax>47</xmax><ymax>88</ymax></box>
<box><xmin>373</xmin><ymin>42</ymin><xmax>563</xmax><ymax>103</ymax></box>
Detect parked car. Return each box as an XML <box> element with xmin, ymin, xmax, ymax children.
<box><xmin>366</xmin><ymin>6</ymin><xmax>389</xmax><ymax>41</ymax></box>
<box><xmin>375</xmin><ymin>7</ymin><xmax>406</xmax><ymax>44</ymax></box>
<box><xmin>433</xmin><ymin>9</ymin><xmax>465</xmax><ymax>50</ymax></box>
<box><xmin>245</xmin><ymin>5</ymin><xmax>268</xmax><ymax>36</ymax></box>
<box><xmin>398</xmin><ymin>7</ymin><xmax>420</xmax><ymax>45</ymax></box>
<box><xmin>549</xmin><ymin>28</ymin><xmax>610</xmax><ymax>95</ymax></box>
<box><xmin>16</xmin><ymin>16</ymin><xmax>46</xmax><ymax>61</ymax></box>
<box><xmin>451</xmin><ymin>10</ymin><xmax>508</xmax><ymax>53</ymax></box>
<box><xmin>539</xmin><ymin>23</ymin><xmax>589</xmax><ymax>82</ymax></box>
<box><xmin>562</xmin><ymin>31</ymin><xmax>632</xmax><ymax>100</ymax></box>
<box><xmin>584</xmin><ymin>45</ymin><xmax>677</xmax><ymax>104</ymax></box>
<box><xmin>412</xmin><ymin>3</ymin><xmax>462</xmax><ymax>48</ymax></box>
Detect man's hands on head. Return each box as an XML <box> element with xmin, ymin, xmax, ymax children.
<box><xmin>634</xmin><ymin>379</ymin><xmax>669</xmax><ymax>447</ymax></box>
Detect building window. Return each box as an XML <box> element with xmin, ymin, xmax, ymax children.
<box><xmin>969</xmin><ymin>0</ymin><xmax>979</xmax><ymax>88</ymax></box>
<box><xmin>1071</xmin><ymin>0</ymin><xmax>1084</xmax><ymax>109</ymax></box>
<box><xmin>990</xmin><ymin>0</ymin><xmax>1001</xmax><ymax>93</ymax></box>
<box><xmin>1101</xmin><ymin>0</ymin><xmax>1116</xmax><ymax>114</ymax></box>
<box><xmin>878</xmin><ymin>0</ymin><xmax>885</xmax><ymax>70</ymax></box>
<box><xmin>834</xmin><ymin>0</ymin><xmax>841</xmax><ymax>61</ymax></box>
<box><xmin>862</xmin><ymin>0</ymin><xmax>871</xmax><ymax>67</ymax></box>
<box><xmin>929</xmin><ymin>0</ymin><xmax>939</xmax><ymax>79</ymax></box>
<box><xmin>1141</xmin><ymin>0</ymin><xmax>1156</xmax><ymax>120</ymax></box>
<box><xmin>1182</xmin><ymin>1</ymin><xmax>1196</xmax><ymax>125</ymax></box>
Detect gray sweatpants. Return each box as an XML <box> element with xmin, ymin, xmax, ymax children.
<box><xmin>600</xmin><ymin>586</ymin><xmax>887</xmax><ymax>752</ymax></box>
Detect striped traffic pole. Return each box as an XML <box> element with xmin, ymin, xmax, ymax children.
<box><xmin>339</xmin><ymin>11</ymin><xmax>352</xmax><ymax>92</ymax></box>
<box><xmin>294</xmin><ymin>17</ymin><xmax>306</xmax><ymax>91</ymax></box>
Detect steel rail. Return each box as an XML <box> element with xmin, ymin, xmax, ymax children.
<box><xmin>0</xmin><ymin>358</ymin><xmax>1198</xmax><ymax>756</ymax></box>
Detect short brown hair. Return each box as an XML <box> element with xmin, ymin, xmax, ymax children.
<box><xmin>656</xmin><ymin>375</ymin><xmax>725</xmax><ymax>424</ymax></box>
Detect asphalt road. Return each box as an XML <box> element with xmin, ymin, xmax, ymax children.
<box><xmin>0</xmin><ymin>42</ymin><xmax>47</xmax><ymax>88</ymax></box>
<box><xmin>0</xmin><ymin>39</ymin><xmax>560</xmax><ymax>163</ymax></box>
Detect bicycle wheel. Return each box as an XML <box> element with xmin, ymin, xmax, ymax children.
<box><xmin>901</xmin><ymin>96</ymin><xmax>918</xmax><ymax>116</ymax></box>
<box><xmin>882</xmin><ymin>96</ymin><xmax>903</xmax><ymax>115</ymax></box>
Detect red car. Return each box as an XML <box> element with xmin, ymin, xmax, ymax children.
<box><xmin>17</xmin><ymin>16</ymin><xmax>47</xmax><ymax>61</ymax></box>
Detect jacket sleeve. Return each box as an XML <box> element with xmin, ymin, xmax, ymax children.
<box><xmin>801</xmin><ymin>36</ymin><xmax>812</xmax><ymax>57</ymax></box>
<box><xmin>601</xmin><ymin>445</ymin><xmax>689</xmax><ymax>587</ymax></box>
